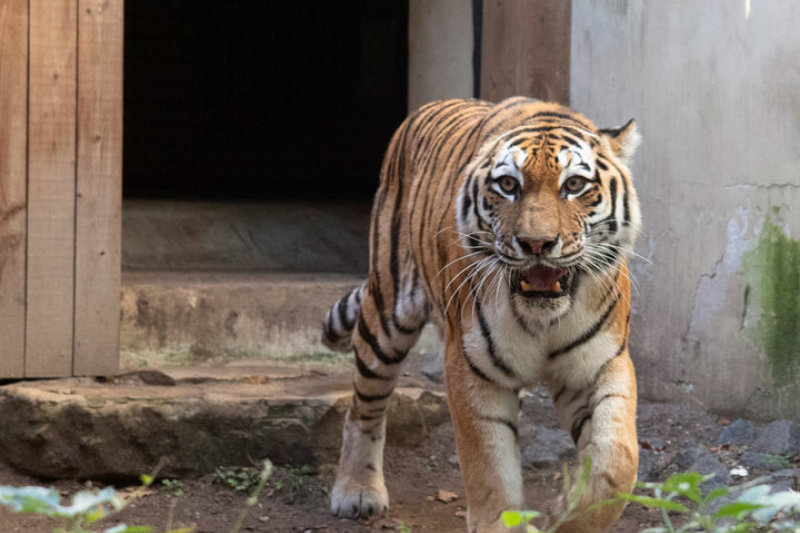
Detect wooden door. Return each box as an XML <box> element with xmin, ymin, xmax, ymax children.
<box><xmin>0</xmin><ymin>0</ymin><xmax>122</xmax><ymax>377</ymax></box>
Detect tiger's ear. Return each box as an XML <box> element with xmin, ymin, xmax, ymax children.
<box><xmin>599</xmin><ymin>119</ymin><xmax>641</xmax><ymax>165</ymax></box>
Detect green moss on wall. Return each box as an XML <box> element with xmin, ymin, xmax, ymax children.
<box><xmin>741</xmin><ymin>214</ymin><xmax>800</xmax><ymax>387</ymax></box>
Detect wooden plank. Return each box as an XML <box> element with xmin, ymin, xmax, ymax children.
<box><xmin>26</xmin><ymin>0</ymin><xmax>77</xmax><ymax>377</ymax></box>
<box><xmin>73</xmin><ymin>0</ymin><xmax>123</xmax><ymax>376</ymax></box>
<box><xmin>0</xmin><ymin>0</ymin><xmax>28</xmax><ymax>377</ymax></box>
<box><xmin>480</xmin><ymin>0</ymin><xmax>571</xmax><ymax>104</ymax></box>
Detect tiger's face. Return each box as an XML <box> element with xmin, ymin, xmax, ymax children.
<box><xmin>456</xmin><ymin>116</ymin><xmax>641</xmax><ymax>318</ymax></box>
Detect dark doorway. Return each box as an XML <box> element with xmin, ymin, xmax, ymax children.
<box><xmin>123</xmin><ymin>1</ymin><xmax>409</xmax><ymax>201</ymax></box>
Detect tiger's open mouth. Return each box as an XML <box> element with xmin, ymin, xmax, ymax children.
<box><xmin>511</xmin><ymin>265</ymin><xmax>574</xmax><ymax>298</ymax></box>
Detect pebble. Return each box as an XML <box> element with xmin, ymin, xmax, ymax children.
<box><xmin>729</xmin><ymin>466</ymin><xmax>748</xmax><ymax>477</ymax></box>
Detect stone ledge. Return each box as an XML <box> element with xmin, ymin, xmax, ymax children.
<box><xmin>0</xmin><ymin>367</ymin><xmax>447</xmax><ymax>480</ymax></box>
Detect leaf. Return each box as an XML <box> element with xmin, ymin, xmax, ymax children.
<box><xmin>617</xmin><ymin>493</ymin><xmax>689</xmax><ymax>512</ymax></box>
<box><xmin>140</xmin><ymin>475</ymin><xmax>153</xmax><ymax>486</ymax></box>
<box><xmin>501</xmin><ymin>511</ymin><xmax>522</xmax><ymax>527</ymax></box>
<box><xmin>60</xmin><ymin>487</ymin><xmax>119</xmax><ymax>516</ymax></box>
<box><xmin>712</xmin><ymin>501</ymin><xmax>764</xmax><ymax>520</ymax></box>
<box><xmin>750</xmin><ymin>490</ymin><xmax>800</xmax><ymax>523</ymax></box>
<box><xmin>104</xmin><ymin>526</ymin><xmax>154</xmax><ymax>533</ymax></box>
<box><xmin>703</xmin><ymin>486</ymin><xmax>730</xmax><ymax>503</ymax></box>
<box><xmin>737</xmin><ymin>484</ymin><xmax>771</xmax><ymax>503</ymax></box>
<box><xmin>501</xmin><ymin>510</ymin><xmax>540</xmax><ymax>527</ymax></box>
<box><xmin>0</xmin><ymin>485</ymin><xmax>62</xmax><ymax>515</ymax></box>
<box><xmin>715</xmin><ymin>522</ymin><xmax>761</xmax><ymax>533</ymax></box>
<box><xmin>662</xmin><ymin>472</ymin><xmax>707</xmax><ymax>503</ymax></box>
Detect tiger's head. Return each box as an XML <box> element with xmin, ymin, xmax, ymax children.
<box><xmin>455</xmin><ymin>104</ymin><xmax>641</xmax><ymax>318</ymax></box>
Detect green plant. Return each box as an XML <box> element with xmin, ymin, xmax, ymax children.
<box><xmin>265</xmin><ymin>464</ymin><xmax>317</xmax><ymax>504</ymax></box>
<box><xmin>276</xmin><ymin>464</ymin><xmax>314</xmax><ymax>504</ymax></box>
<box><xmin>761</xmin><ymin>454</ymin><xmax>792</xmax><ymax>470</ymax></box>
<box><xmin>503</xmin><ymin>464</ymin><xmax>800</xmax><ymax>533</ymax></box>
<box><xmin>502</xmin><ymin>456</ymin><xmax>596</xmax><ymax>532</ymax></box>
<box><xmin>620</xmin><ymin>472</ymin><xmax>800</xmax><ymax>532</ymax></box>
<box><xmin>0</xmin><ymin>460</ymin><xmax>274</xmax><ymax>533</ymax></box>
<box><xmin>160</xmin><ymin>479</ymin><xmax>184</xmax><ymax>498</ymax></box>
<box><xmin>0</xmin><ymin>473</ymin><xmax>165</xmax><ymax>533</ymax></box>
<box><xmin>230</xmin><ymin>460</ymin><xmax>272</xmax><ymax>533</ymax></box>
<box><xmin>213</xmin><ymin>467</ymin><xmax>264</xmax><ymax>493</ymax></box>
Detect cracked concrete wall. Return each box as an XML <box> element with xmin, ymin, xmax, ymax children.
<box><xmin>571</xmin><ymin>1</ymin><xmax>800</xmax><ymax>419</ymax></box>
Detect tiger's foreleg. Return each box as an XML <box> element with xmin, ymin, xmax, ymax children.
<box><xmin>330</xmin><ymin>286</ymin><xmax>425</xmax><ymax>518</ymax></box>
<box><xmin>548</xmin><ymin>351</ymin><xmax>638</xmax><ymax>533</ymax></box>
<box><xmin>445</xmin><ymin>338</ymin><xmax>525</xmax><ymax>533</ymax></box>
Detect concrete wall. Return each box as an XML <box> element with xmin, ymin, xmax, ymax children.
<box><xmin>408</xmin><ymin>0</ymin><xmax>474</xmax><ymax>111</ymax></box>
<box><xmin>571</xmin><ymin>1</ymin><xmax>800</xmax><ymax>420</ymax></box>
<box><xmin>123</xmin><ymin>201</ymin><xmax>370</xmax><ymax>274</ymax></box>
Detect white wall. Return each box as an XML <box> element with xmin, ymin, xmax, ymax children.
<box><xmin>571</xmin><ymin>0</ymin><xmax>800</xmax><ymax>419</ymax></box>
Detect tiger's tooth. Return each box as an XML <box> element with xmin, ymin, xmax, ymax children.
<box><xmin>553</xmin><ymin>281</ymin><xmax>561</xmax><ymax>293</ymax></box>
<box><xmin>520</xmin><ymin>279</ymin><xmax>533</xmax><ymax>292</ymax></box>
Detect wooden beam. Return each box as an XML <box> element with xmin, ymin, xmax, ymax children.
<box><xmin>26</xmin><ymin>0</ymin><xmax>77</xmax><ymax>377</ymax></box>
<box><xmin>480</xmin><ymin>0</ymin><xmax>571</xmax><ymax>105</ymax></box>
<box><xmin>0</xmin><ymin>0</ymin><xmax>29</xmax><ymax>377</ymax></box>
<box><xmin>73</xmin><ymin>0</ymin><xmax>123</xmax><ymax>376</ymax></box>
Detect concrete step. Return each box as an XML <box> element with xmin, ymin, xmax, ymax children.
<box><xmin>120</xmin><ymin>270</ymin><xmax>443</xmax><ymax>369</ymax></box>
<box><xmin>122</xmin><ymin>200</ymin><xmax>370</xmax><ymax>273</ymax></box>
<box><xmin>121</xmin><ymin>271</ymin><xmax>359</xmax><ymax>368</ymax></box>
<box><xmin>0</xmin><ymin>365</ymin><xmax>448</xmax><ymax>479</ymax></box>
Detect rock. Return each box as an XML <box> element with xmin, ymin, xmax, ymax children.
<box><xmin>638</xmin><ymin>447</ymin><xmax>661</xmax><ymax>482</ymax></box>
<box><xmin>716</xmin><ymin>418</ymin><xmax>756</xmax><ymax>446</ymax></box>
<box><xmin>448</xmin><ymin>454</ymin><xmax>460</xmax><ymax>467</ymax></box>
<box><xmin>790</xmin><ymin>425</ymin><xmax>800</xmax><ymax>455</ymax></box>
<box><xmin>639</xmin><ymin>436</ymin><xmax>667</xmax><ymax>452</ymax></box>
<box><xmin>672</xmin><ymin>445</ymin><xmax>730</xmax><ymax>489</ymax></box>
<box><xmin>739</xmin><ymin>451</ymin><xmax>791</xmax><ymax>472</ymax></box>
<box><xmin>420</xmin><ymin>351</ymin><xmax>444</xmax><ymax>384</ymax></box>
<box><xmin>751</xmin><ymin>420</ymin><xmax>796</xmax><ymax>455</ymax></box>
<box><xmin>0</xmin><ymin>374</ymin><xmax>449</xmax><ymax>479</ymax></box>
<box><xmin>436</xmin><ymin>489</ymin><xmax>459</xmax><ymax>503</ymax></box>
<box><xmin>522</xmin><ymin>426</ymin><xmax>576</xmax><ymax>469</ymax></box>
<box><xmin>765</xmin><ymin>469</ymin><xmax>798</xmax><ymax>493</ymax></box>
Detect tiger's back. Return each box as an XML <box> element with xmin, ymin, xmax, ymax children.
<box><xmin>323</xmin><ymin>97</ymin><xmax>641</xmax><ymax>533</ymax></box>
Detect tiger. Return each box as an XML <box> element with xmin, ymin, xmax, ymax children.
<box><xmin>321</xmin><ymin>96</ymin><xmax>641</xmax><ymax>533</ymax></box>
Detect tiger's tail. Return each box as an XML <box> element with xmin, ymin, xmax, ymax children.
<box><xmin>321</xmin><ymin>281</ymin><xmax>366</xmax><ymax>352</ymax></box>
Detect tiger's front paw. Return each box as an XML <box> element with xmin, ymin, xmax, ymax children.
<box><xmin>330</xmin><ymin>478</ymin><xmax>388</xmax><ymax>518</ymax></box>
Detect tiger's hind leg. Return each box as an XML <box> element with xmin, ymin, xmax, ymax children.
<box><xmin>330</xmin><ymin>274</ymin><xmax>429</xmax><ymax>518</ymax></box>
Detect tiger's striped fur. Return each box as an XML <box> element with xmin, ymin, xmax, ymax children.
<box><xmin>322</xmin><ymin>97</ymin><xmax>641</xmax><ymax>533</ymax></box>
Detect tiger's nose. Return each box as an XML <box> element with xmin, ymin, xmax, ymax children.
<box><xmin>518</xmin><ymin>236</ymin><xmax>558</xmax><ymax>256</ymax></box>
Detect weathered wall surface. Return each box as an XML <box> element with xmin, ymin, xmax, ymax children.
<box><xmin>571</xmin><ymin>1</ymin><xmax>800</xmax><ymax>419</ymax></box>
<box><xmin>408</xmin><ymin>0</ymin><xmax>473</xmax><ymax>111</ymax></box>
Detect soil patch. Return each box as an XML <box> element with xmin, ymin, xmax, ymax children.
<box><xmin>0</xmin><ymin>380</ymin><xmax>796</xmax><ymax>532</ymax></box>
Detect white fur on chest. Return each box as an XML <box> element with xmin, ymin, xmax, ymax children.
<box><xmin>462</xmin><ymin>280</ymin><xmax>616</xmax><ymax>389</ymax></box>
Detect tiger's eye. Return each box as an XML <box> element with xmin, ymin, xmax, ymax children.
<box><xmin>498</xmin><ymin>176</ymin><xmax>519</xmax><ymax>194</ymax></box>
<box><xmin>563</xmin><ymin>176</ymin><xmax>588</xmax><ymax>194</ymax></box>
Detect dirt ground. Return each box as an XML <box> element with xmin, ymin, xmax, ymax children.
<box><xmin>0</xmin><ymin>382</ymin><xmax>746</xmax><ymax>533</ymax></box>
